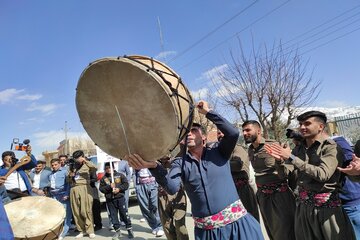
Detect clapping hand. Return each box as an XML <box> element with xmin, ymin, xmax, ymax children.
<box><xmin>264</xmin><ymin>143</ymin><xmax>291</xmax><ymax>161</ymax></box>
<box><xmin>338</xmin><ymin>154</ymin><xmax>360</xmax><ymax>176</ymax></box>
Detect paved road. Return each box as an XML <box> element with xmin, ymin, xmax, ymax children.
<box><xmin>64</xmin><ymin>199</ymin><xmax>194</xmax><ymax>240</ymax></box>
<box><xmin>65</xmin><ymin>199</ymin><xmax>269</xmax><ymax>240</ymax></box>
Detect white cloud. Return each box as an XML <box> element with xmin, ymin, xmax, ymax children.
<box><xmin>0</xmin><ymin>88</ymin><xmax>24</xmax><ymax>104</ymax></box>
<box><xmin>0</xmin><ymin>88</ymin><xmax>42</xmax><ymax>104</ymax></box>
<box><xmin>214</xmin><ymin>84</ymin><xmax>240</xmax><ymax>97</ymax></box>
<box><xmin>198</xmin><ymin>64</ymin><xmax>228</xmax><ymax>84</ymax></box>
<box><xmin>191</xmin><ymin>88</ymin><xmax>209</xmax><ymax>100</ymax></box>
<box><xmin>155</xmin><ymin>51</ymin><xmax>177</xmax><ymax>60</ymax></box>
<box><xmin>16</xmin><ymin>94</ymin><xmax>42</xmax><ymax>101</ymax></box>
<box><xmin>26</xmin><ymin>103</ymin><xmax>61</xmax><ymax>115</ymax></box>
<box><xmin>19</xmin><ymin>117</ymin><xmax>44</xmax><ymax>125</ymax></box>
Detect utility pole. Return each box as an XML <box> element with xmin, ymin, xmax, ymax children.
<box><xmin>64</xmin><ymin>121</ymin><xmax>69</xmax><ymax>155</ymax></box>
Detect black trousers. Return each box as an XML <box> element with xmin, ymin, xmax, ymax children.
<box><xmin>107</xmin><ymin>197</ymin><xmax>132</xmax><ymax>230</ymax></box>
<box><xmin>92</xmin><ymin>197</ymin><xmax>102</xmax><ymax>228</ymax></box>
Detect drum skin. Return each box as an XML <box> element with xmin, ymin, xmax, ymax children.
<box><xmin>4</xmin><ymin>196</ymin><xmax>65</xmax><ymax>240</ymax></box>
<box><xmin>76</xmin><ymin>56</ymin><xmax>194</xmax><ymax>161</ymax></box>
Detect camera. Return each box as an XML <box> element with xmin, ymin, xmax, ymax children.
<box><xmin>286</xmin><ymin>129</ymin><xmax>303</xmax><ymax>141</ymax></box>
<box><xmin>66</xmin><ymin>158</ymin><xmax>76</xmax><ymax>171</ymax></box>
<box><xmin>66</xmin><ymin>158</ymin><xmax>81</xmax><ymax>172</ymax></box>
<box><xmin>12</xmin><ymin>138</ymin><xmax>30</xmax><ymax>151</ymax></box>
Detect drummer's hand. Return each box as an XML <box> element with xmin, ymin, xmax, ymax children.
<box><xmin>26</xmin><ymin>145</ymin><xmax>32</xmax><ymax>156</ymax></box>
<box><xmin>159</xmin><ymin>156</ymin><xmax>172</xmax><ymax>168</ymax></box>
<box><xmin>197</xmin><ymin>100</ymin><xmax>210</xmax><ymax>115</ymax></box>
<box><xmin>37</xmin><ymin>189</ymin><xmax>45</xmax><ymax>196</ymax></box>
<box><xmin>0</xmin><ymin>176</ymin><xmax>6</xmax><ymax>185</ymax></box>
<box><xmin>124</xmin><ymin>154</ymin><xmax>157</xmax><ymax>170</ymax></box>
<box><xmin>110</xmin><ymin>183</ymin><xmax>115</xmax><ymax>188</ymax></box>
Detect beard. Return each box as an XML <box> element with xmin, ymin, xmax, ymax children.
<box><xmin>244</xmin><ymin>134</ymin><xmax>257</xmax><ymax>144</ymax></box>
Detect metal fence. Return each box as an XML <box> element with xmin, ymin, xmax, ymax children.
<box><xmin>333</xmin><ymin>113</ymin><xmax>360</xmax><ymax>144</ymax></box>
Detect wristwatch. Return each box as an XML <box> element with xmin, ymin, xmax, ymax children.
<box><xmin>289</xmin><ymin>154</ymin><xmax>296</xmax><ymax>162</ymax></box>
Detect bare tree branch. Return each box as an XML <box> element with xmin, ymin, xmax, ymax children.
<box><xmin>213</xmin><ymin>40</ymin><xmax>321</xmax><ymax>140</ymax></box>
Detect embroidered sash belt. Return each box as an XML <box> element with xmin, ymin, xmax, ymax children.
<box><xmin>298</xmin><ymin>187</ymin><xmax>341</xmax><ymax>208</ymax></box>
<box><xmin>257</xmin><ymin>180</ymin><xmax>289</xmax><ymax>194</ymax></box>
<box><xmin>193</xmin><ymin>199</ymin><xmax>247</xmax><ymax>230</ymax></box>
<box><xmin>138</xmin><ymin>176</ymin><xmax>156</xmax><ymax>184</ymax></box>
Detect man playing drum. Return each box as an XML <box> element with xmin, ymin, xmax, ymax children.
<box><xmin>126</xmin><ymin>100</ymin><xmax>264</xmax><ymax>240</ymax></box>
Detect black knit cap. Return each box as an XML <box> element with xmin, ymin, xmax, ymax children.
<box><xmin>297</xmin><ymin>110</ymin><xmax>327</xmax><ymax>123</ymax></box>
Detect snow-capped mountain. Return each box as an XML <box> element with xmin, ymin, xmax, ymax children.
<box><xmin>301</xmin><ymin>106</ymin><xmax>360</xmax><ymax>121</ymax></box>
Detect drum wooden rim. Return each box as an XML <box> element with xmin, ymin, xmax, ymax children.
<box><xmin>4</xmin><ymin>196</ymin><xmax>65</xmax><ymax>238</ymax></box>
<box><xmin>76</xmin><ymin>56</ymin><xmax>193</xmax><ymax>161</ymax></box>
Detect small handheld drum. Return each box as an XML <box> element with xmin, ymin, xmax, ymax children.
<box><xmin>76</xmin><ymin>55</ymin><xmax>194</xmax><ymax>161</ymax></box>
<box><xmin>4</xmin><ymin>196</ymin><xmax>65</xmax><ymax>240</ymax></box>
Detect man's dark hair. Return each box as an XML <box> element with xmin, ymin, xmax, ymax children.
<box><xmin>36</xmin><ymin>160</ymin><xmax>45</xmax><ymax>165</ymax></box>
<box><xmin>297</xmin><ymin>111</ymin><xmax>327</xmax><ymax>124</ymax></box>
<box><xmin>72</xmin><ymin>150</ymin><xmax>84</xmax><ymax>159</ymax></box>
<box><xmin>104</xmin><ymin>162</ymin><xmax>115</xmax><ymax>169</ymax></box>
<box><xmin>242</xmin><ymin>120</ymin><xmax>261</xmax><ymax>129</ymax></box>
<box><xmin>192</xmin><ymin>122</ymin><xmax>207</xmax><ymax>135</ymax></box>
<box><xmin>50</xmin><ymin>158</ymin><xmax>60</xmax><ymax>164</ymax></box>
<box><xmin>58</xmin><ymin>154</ymin><xmax>68</xmax><ymax>159</ymax></box>
<box><xmin>2</xmin><ymin>151</ymin><xmax>15</xmax><ymax>160</ymax></box>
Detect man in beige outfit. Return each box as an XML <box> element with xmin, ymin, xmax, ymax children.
<box><xmin>70</xmin><ymin>150</ymin><xmax>97</xmax><ymax>239</ymax></box>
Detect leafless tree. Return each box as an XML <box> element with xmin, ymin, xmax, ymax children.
<box><xmin>213</xmin><ymin>40</ymin><xmax>321</xmax><ymax>140</ymax></box>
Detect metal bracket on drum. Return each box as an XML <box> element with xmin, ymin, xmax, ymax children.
<box><xmin>168</xmin><ymin>104</ymin><xmax>195</xmax><ymax>154</ymax></box>
<box><xmin>122</xmin><ymin>55</ymin><xmax>195</xmax><ymax>156</ymax></box>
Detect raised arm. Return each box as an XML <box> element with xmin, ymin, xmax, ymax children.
<box><xmin>206</xmin><ymin>111</ymin><xmax>239</xmax><ymax>160</ymax></box>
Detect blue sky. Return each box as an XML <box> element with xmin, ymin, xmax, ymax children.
<box><xmin>1</xmin><ymin>0</ymin><xmax>360</xmax><ymax>158</ymax></box>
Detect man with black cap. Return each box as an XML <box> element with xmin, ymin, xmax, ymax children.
<box><xmin>69</xmin><ymin>150</ymin><xmax>97</xmax><ymax>239</ymax></box>
<box><xmin>265</xmin><ymin>110</ymin><xmax>356</xmax><ymax>240</ymax></box>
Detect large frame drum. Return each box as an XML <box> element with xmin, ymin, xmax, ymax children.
<box><xmin>4</xmin><ymin>196</ymin><xmax>65</xmax><ymax>240</ymax></box>
<box><xmin>76</xmin><ymin>55</ymin><xmax>194</xmax><ymax>161</ymax></box>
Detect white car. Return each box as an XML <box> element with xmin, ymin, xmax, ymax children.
<box><xmin>88</xmin><ymin>155</ymin><xmax>136</xmax><ymax>203</ymax></box>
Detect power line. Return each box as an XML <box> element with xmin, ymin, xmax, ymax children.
<box><xmin>293</xmin><ymin>17</ymin><xmax>360</xmax><ymax>53</ymax></box>
<box><xmin>197</xmin><ymin>3</ymin><xmax>360</xmax><ymax>84</ymax></box>
<box><xmin>168</xmin><ymin>0</ymin><xmax>259</xmax><ymax>63</ymax></box>
<box><xmin>281</xmin><ymin>4</ymin><xmax>360</xmax><ymax>48</ymax></box>
<box><xmin>276</xmin><ymin>6</ymin><xmax>360</xmax><ymax>57</ymax></box>
<box><xmin>178</xmin><ymin>0</ymin><xmax>291</xmax><ymax>70</ymax></box>
<box><xmin>300</xmin><ymin>24</ymin><xmax>360</xmax><ymax>56</ymax></box>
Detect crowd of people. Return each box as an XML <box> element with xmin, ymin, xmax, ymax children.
<box><xmin>1</xmin><ymin>100</ymin><xmax>360</xmax><ymax>240</ymax></box>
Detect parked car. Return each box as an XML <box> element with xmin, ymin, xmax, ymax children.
<box><xmin>88</xmin><ymin>155</ymin><xmax>136</xmax><ymax>203</ymax></box>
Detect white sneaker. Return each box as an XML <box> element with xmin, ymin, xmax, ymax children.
<box><xmin>89</xmin><ymin>233</ymin><xmax>96</xmax><ymax>239</ymax></box>
<box><xmin>75</xmin><ymin>233</ymin><xmax>84</xmax><ymax>239</ymax></box>
<box><xmin>152</xmin><ymin>228</ymin><xmax>157</xmax><ymax>235</ymax></box>
<box><xmin>58</xmin><ymin>237</ymin><xmax>64</xmax><ymax>240</ymax></box>
<box><xmin>140</xmin><ymin>218</ymin><xmax>146</xmax><ymax>223</ymax></box>
<box><xmin>156</xmin><ymin>229</ymin><xmax>164</xmax><ymax>237</ymax></box>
